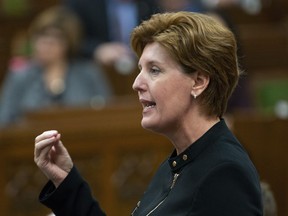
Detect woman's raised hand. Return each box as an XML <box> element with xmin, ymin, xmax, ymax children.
<box><xmin>34</xmin><ymin>130</ymin><xmax>73</xmax><ymax>188</ymax></box>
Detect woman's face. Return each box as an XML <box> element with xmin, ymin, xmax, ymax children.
<box><xmin>32</xmin><ymin>30</ymin><xmax>68</xmax><ymax>65</ymax></box>
<box><xmin>133</xmin><ymin>42</ymin><xmax>194</xmax><ymax>134</ymax></box>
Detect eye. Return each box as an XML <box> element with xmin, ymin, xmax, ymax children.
<box><xmin>150</xmin><ymin>66</ymin><xmax>161</xmax><ymax>75</ymax></box>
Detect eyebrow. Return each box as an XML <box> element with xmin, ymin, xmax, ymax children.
<box><xmin>138</xmin><ymin>60</ymin><xmax>163</xmax><ymax>69</ymax></box>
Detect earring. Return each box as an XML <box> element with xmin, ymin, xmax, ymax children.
<box><xmin>193</xmin><ymin>93</ymin><xmax>197</xmax><ymax>99</ymax></box>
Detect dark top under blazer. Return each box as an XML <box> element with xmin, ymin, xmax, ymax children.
<box><xmin>39</xmin><ymin>119</ymin><xmax>263</xmax><ymax>215</ymax></box>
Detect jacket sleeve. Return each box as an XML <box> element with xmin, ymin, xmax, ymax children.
<box><xmin>189</xmin><ymin>162</ymin><xmax>263</xmax><ymax>216</ymax></box>
<box><xmin>39</xmin><ymin>166</ymin><xmax>106</xmax><ymax>216</ymax></box>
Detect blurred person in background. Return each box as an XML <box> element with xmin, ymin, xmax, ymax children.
<box><xmin>202</xmin><ymin>0</ymin><xmax>263</xmax><ymax>15</ymax></box>
<box><xmin>63</xmin><ymin>0</ymin><xmax>159</xmax><ymax>74</ymax></box>
<box><xmin>0</xmin><ymin>6</ymin><xmax>112</xmax><ymax>128</ymax></box>
<box><xmin>156</xmin><ymin>0</ymin><xmax>232</xmax><ymax>33</ymax></box>
<box><xmin>157</xmin><ymin>0</ymin><xmax>206</xmax><ymax>12</ymax></box>
<box><xmin>157</xmin><ymin>0</ymin><xmax>240</xmax><ymax>50</ymax></box>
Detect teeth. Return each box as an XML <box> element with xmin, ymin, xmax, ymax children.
<box><xmin>145</xmin><ymin>104</ymin><xmax>155</xmax><ymax>108</ymax></box>
<box><xmin>140</xmin><ymin>99</ymin><xmax>156</xmax><ymax>108</ymax></box>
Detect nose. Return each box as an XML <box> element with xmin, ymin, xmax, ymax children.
<box><xmin>132</xmin><ymin>71</ymin><xmax>145</xmax><ymax>92</ymax></box>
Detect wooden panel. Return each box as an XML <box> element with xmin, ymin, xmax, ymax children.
<box><xmin>237</xmin><ymin>23</ymin><xmax>288</xmax><ymax>70</ymax></box>
<box><xmin>234</xmin><ymin>115</ymin><xmax>288</xmax><ymax>216</ymax></box>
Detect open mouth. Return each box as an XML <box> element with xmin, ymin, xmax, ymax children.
<box><xmin>140</xmin><ymin>99</ymin><xmax>156</xmax><ymax>109</ymax></box>
<box><xmin>144</xmin><ymin>101</ymin><xmax>156</xmax><ymax>108</ymax></box>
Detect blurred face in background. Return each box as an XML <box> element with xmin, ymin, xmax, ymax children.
<box><xmin>32</xmin><ymin>28</ymin><xmax>68</xmax><ymax>66</ymax></box>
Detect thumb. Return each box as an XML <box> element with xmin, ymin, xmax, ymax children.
<box><xmin>54</xmin><ymin>140</ymin><xmax>68</xmax><ymax>155</ymax></box>
<box><xmin>52</xmin><ymin>134</ymin><xmax>69</xmax><ymax>156</ymax></box>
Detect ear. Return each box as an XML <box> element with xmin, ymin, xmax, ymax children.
<box><xmin>191</xmin><ymin>71</ymin><xmax>210</xmax><ymax>99</ymax></box>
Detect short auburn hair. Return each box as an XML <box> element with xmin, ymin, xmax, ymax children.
<box><xmin>131</xmin><ymin>12</ymin><xmax>241</xmax><ymax>117</ymax></box>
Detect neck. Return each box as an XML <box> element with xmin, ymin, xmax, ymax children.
<box><xmin>167</xmin><ymin>113</ymin><xmax>220</xmax><ymax>155</ymax></box>
<box><xmin>43</xmin><ymin>60</ymin><xmax>68</xmax><ymax>95</ymax></box>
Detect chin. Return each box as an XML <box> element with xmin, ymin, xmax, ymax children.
<box><xmin>141</xmin><ymin>119</ymin><xmax>157</xmax><ymax>131</ymax></box>
<box><xmin>141</xmin><ymin>119</ymin><xmax>165</xmax><ymax>135</ymax></box>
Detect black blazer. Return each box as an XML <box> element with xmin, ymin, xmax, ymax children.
<box><xmin>39</xmin><ymin>119</ymin><xmax>263</xmax><ymax>215</ymax></box>
<box><xmin>63</xmin><ymin>0</ymin><xmax>159</xmax><ymax>58</ymax></box>
<box><xmin>131</xmin><ymin>119</ymin><xmax>263</xmax><ymax>215</ymax></box>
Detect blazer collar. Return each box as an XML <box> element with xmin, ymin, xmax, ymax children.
<box><xmin>168</xmin><ymin>119</ymin><xmax>229</xmax><ymax>173</ymax></box>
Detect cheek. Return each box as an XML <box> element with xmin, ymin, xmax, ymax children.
<box><xmin>35</xmin><ymin>39</ymin><xmax>65</xmax><ymax>54</ymax></box>
<box><xmin>52</xmin><ymin>46</ymin><xmax>66</xmax><ymax>57</ymax></box>
<box><xmin>153</xmin><ymin>85</ymin><xmax>179</xmax><ymax>114</ymax></box>
<box><xmin>160</xmin><ymin>81</ymin><xmax>191</xmax><ymax>110</ymax></box>
<box><xmin>152</xmin><ymin>83</ymin><xmax>170</xmax><ymax>106</ymax></box>
<box><xmin>151</xmin><ymin>73</ymin><xmax>192</xmax><ymax>109</ymax></box>
<box><xmin>39</xmin><ymin>46</ymin><xmax>65</xmax><ymax>60</ymax></box>
<box><xmin>161</xmin><ymin>78</ymin><xmax>190</xmax><ymax>98</ymax></box>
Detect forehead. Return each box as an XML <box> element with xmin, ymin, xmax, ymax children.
<box><xmin>138</xmin><ymin>42</ymin><xmax>186</xmax><ymax>75</ymax></box>
<box><xmin>139</xmin><ymin>42</ymin><xmax>173</xmax><ymax>65</ymax></box>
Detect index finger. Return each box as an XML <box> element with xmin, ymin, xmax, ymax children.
<box><xmin>35</xmin><ymin>130</ymin><xmax>59</xmax><ymax>144</ymax></box>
